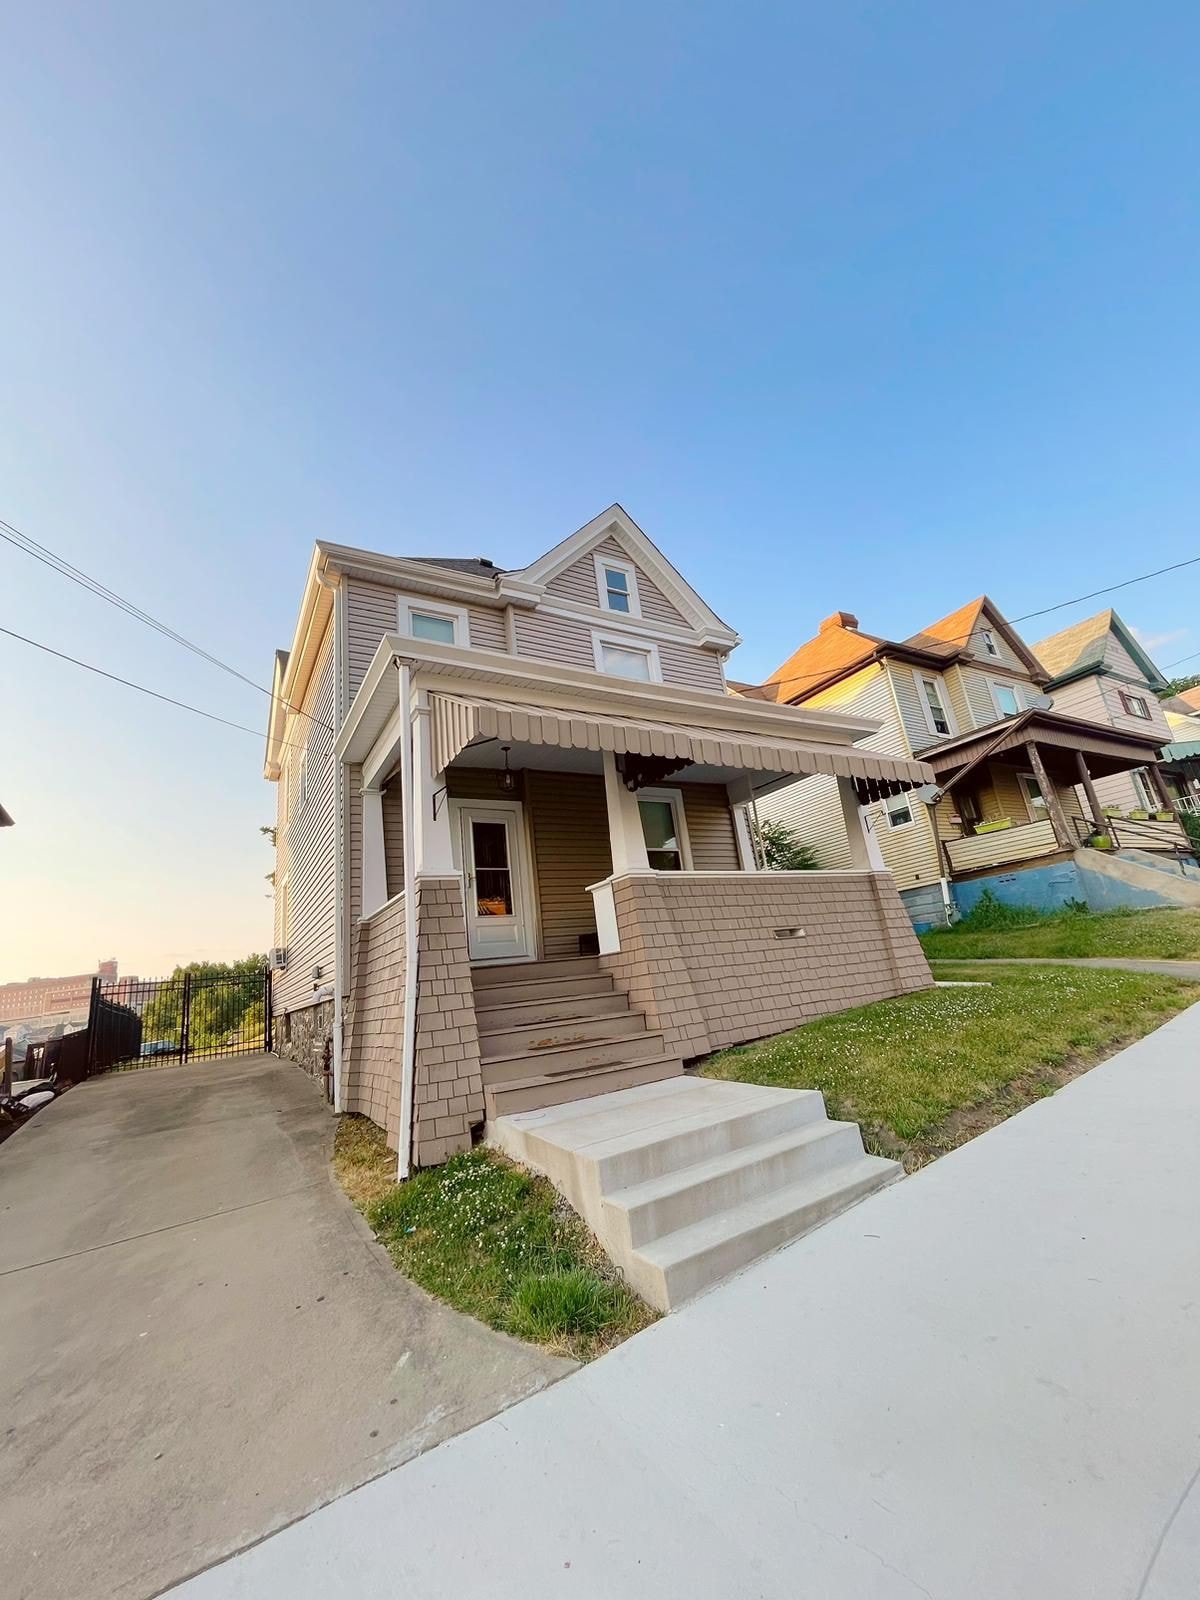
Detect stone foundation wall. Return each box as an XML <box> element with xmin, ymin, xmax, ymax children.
<box><xmin>599</xmin><ymin>870</ymin><xmax>933</xmax><ymax>1061</ymax></box>
<box><xmin>275</xmin><ymin>996</ymin><xmax>335</xmax><ymax>1092</ymax></box>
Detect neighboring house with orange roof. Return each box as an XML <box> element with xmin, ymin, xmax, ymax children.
<box><xmin>755</xmin><ymin>598</ymin><xmax>1193</xmax><ymax>928</ymax></box>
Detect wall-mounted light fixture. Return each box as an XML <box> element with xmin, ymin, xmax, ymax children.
<box><xmin>499</xmin><ymin>745</ymin><xmax>515</xmax><ymax>793</ymax></box>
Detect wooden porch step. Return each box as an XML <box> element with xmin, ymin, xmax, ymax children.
<box><xmin>473</xmin><ymin>991</ymin><xmax>632</xmax><ymax>1032</ymax></box>
<box><xmin>480</xmin><ymin>1029</ymin><xmax>667</xmax><ymax>1086</ymax></box>
<box><xmin>472</xmin><ymin>971</ymin><xmax>616</xmax><ymax>1005</ymax></box>
<box><xmin>484</xmin><ymin>1056</ymin><xmax>684</xmax><ymax>1118</ymax></box>
<box><xmin>472</xmin><ymin>956</ymin><xmax>601</xmax><ymax>988</ymax></box>
<box><xmin>479</xmin><ymin>1009</ymin><xmax>647</xmax><ymax>1060</ymax></box>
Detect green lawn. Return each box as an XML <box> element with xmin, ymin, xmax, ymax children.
<box><xmin>919</xmin><ymin>906</ymin><xmax>1200</xmax><ymax>961</ymax></box>
<box><xmin>333</xmin><ymin>1117</ymin><xmax>655</xmax><ymax>1360</ymax></box>
<box><xmin>701</xmin><ymin>962</ymin><xmax>1199</xmax><ymax>1165</ymax></box>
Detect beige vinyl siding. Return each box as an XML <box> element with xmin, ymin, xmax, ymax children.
<box><xmin>1048</xmin><ymin>671</ymin><xmax>1172</xmax><ymax>743</ymax></box>
<box><xmin>1092</xmin><ymin>769</ymin><xmax>1154</xmax><ymax>815</ymax></box>
<box><xmin>966</xmin><ymin>621</ymin><xmax>1025</xmax><ymax>671</ymax></box>
<box><xmin>680</xmin><ymin>783</ymin><xmax>741</xmax><ymax>870</ymax></box>
<box><xmin>759</xmin><ymin>665</ymin><xmax>942</xmax><ymax>891</ymax></box>
<box><xmin>944</xmin><ymin>666</ymin><xmax>973</xmax><ymax>732</ymax></box>
<box><xmin>513</xmin><ymin>607</ymin><xmax>596</xmax><ymax>669</ymax></box>
<box><xmin>545</xmin><ymin>535</ymin><xmax>690</xmax><ymax>627</ymax></box>
<box><xmin>957</xmin><ymin>665</ymin><xmax>1043</xmax><ymax>731</ymax></box>
<box><xmin>467</xmin><ymin>607</ymin><xmax>508</xmax><ymax>653</ymax></box>
<box><xmin>657</xmin><ymin>638</ymin><xmax>725</xmax><ymax>692</ymax></box>
<box><xmin>382</xmin><ymin>780</ymin><xmax>404</xmax><ymax>897</ymax></box>
<box><xmin>347</xmin><ymin>581</ymin><xmax>398</xmax><ymax>697</ymax></box>
<box><xmin>525</xmin><ymin>771</ymin><xmax>612</xmax><ymax>957</ymax></box>
<box><xmin>273</xmin><ymin>623</ymin><xmax>337</xmax><ymax>1015</ymax></box>
<box><xmin>891</xmin><ymin>664</ymin><xmax>942</xmax><ymax>751</ymax></box>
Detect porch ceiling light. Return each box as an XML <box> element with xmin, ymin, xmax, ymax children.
<box><xmin>499</xmin><ymin>745</ymin><xmax>515</xmax><ymax>792</ymax></box>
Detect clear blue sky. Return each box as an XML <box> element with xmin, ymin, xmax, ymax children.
<box><xmin>3</xmin><ymin>2</ymin><xmax>1198</xmax><ymax>979</ymax></box>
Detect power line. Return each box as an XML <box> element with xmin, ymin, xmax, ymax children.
<box><xmin>0</xmin><ymin>624</ymin><xmax>308</xmax><ymax>748</ymax></box>
<box><xmin>763</xmin><ymin>551</ymin><xmax>1200</xmax><ymax>698</ymax></box>
<box><xmin>0</xmin><ymin>515</ymin><xmax>333</xmax><ymax>733</ymax></box>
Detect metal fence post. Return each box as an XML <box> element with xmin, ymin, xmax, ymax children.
<box><xmin>180</xmin><ymin>972</ymin><xmax>192</xmax><ymax>1063</ymax></box>
<box><xmin>2</xmin><ymin>1036</ymin><xmax>12</xmax><ymax>1097</ymax></box>
<box><xmin>264</xmin><ymin>968</ymin><xmax>273</xmax><ymax>1053</ymax></box>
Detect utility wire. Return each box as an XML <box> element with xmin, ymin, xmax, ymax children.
<box><xmin>763</xmin><ymin>552</ymin><xmax>1200</xmax><ymax>698</ymax></box>
<box><xmin>0</xmin><ymin>624</ymin><xmax>309</xmax><ymax>748</ymax></box>
<box><xmin>0</xmin><ymin>516</ymin><xmax>333</xmax><ymax>733</ymax></box>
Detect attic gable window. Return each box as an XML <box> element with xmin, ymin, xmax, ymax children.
<box><xmin>593</xmin><ymin>553</ymin><xmax>641</xmax><ymax>617</ymax></box>
<box><xmin>981</xmin><ymin>628</ymin><xmax>1000</xmax><ymax>658</ymax></box>
<box><xmin>1119</xmin><ymin>690</ymin><xmax>1152</xmax><ymax>720</ymax></box>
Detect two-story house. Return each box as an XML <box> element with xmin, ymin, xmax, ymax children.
<box><xmin>265</xmin><ymin>506</ymin><xmax>933</xmax><ymax>1225</ymax></box>
<box><xmin>753</xmin><ymin>598</ymin><xmax>1188</xmax><ymax>929</ymax></box>
<box><xmin>1161</xmin><ymin>688</ymin><xmax>1200</xmax><ymax>814</ymax></box>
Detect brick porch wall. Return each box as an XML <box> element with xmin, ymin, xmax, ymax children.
<box><xmin>340</xmin><ymin>877</ymin><xmax>484</xmax><ymax>1166</ymax></box>
<box><xmin>599</xmin><ymin>871</ymin><xmax>933</xmax><ymax>1061</ymax></box>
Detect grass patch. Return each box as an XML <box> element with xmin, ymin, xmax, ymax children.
<box><xmin>701</xmin><ymin>963</ymin><xmax>1199</xmax><ymax>1167</ymax></box>
<box><xmin>333</xmin><ymin>1119</ymin><xmax>655</xmax><ymax>1360</ymax></box>
<box><xmin>920</xmin><ymin>905</ymin><xmax>1200</xmax><ymax>961</ymax></box>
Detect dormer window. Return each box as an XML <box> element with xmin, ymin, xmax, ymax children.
<box><xmin>594</xmin><ymin>553</ymin><xmax>641</xmax><ymax>617</ymax></box>
<box><xmin>981</xmin><ymin>628</ymin><xmax>1000</xmax><ymax>658</ymax></box>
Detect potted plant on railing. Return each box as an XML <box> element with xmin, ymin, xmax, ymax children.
<box><xmin>1154</xmin><ymin>810</ymin><xmax>1176</xmax><ymax>822</ymax></box>
<box><xmin>1128</xmin><ymin>808</ymin><xmax>1150</xmax><ymax>820</ymax></box>
<box><xmin>1103</xmin><ymin>807</ymin><xmax>1123</xmax><ymax>818</ymax></box>
<box><xmin>974</xmin><ymin>817</ymin><xmax>1013</xmax><ymax>834</ymax></box>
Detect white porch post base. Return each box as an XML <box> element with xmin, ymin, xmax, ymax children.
<box><xmin>591</xmin><ymin>878</ymin><xmax>620</xmax><ymax>954</ymax></box>
<box><xmin>838</xmin><ymin>777</ymin><xmax>887</xmax><ymax>872</ymax></box>
<box><xmin>361</xmin><ymin>788</ymin><xmax>388</xmax><ymax>918</ymax></box>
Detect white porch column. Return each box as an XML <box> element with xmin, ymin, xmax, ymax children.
<box><xmin>838</xmin><ymin>777</ymin><xmax>887</xmax><ymax>871</ymax></box>
<box><xmin>602</xmin><ymin>751</ymin><xmax>650</xmax><ymax>874</ymax></box>
<box><xmin>727</xmin><ymin>777</ymin><xmax>759</xmax><ymax>872</ymax></box>
<box><xmin>361</xmin><ymin>787</ymin><xmax>388</xmax><ymax>918</ymax></box>
<box><xmin>412</xmin><ymin>693</ymin><xmax>457</xmax><ymax>876</ymax></box>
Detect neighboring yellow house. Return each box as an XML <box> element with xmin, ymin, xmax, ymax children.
<box><xmin>1161</xmin><ymin>689</ymin><xmax>1200</xmax><ymax>816</ymax></box>
<box><xmin>749</xmin><ymin>598</ymin><xmax>1189</xmax><ymax>928</ymax></box>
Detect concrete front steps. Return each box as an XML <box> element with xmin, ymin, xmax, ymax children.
<box><xmin>488</xmin><ymin>1075</ymin><xmax>901</xmax><ymax>1311</ymax></box>
<box><xmin>472</xmin><ymin>956</ymin><xmax>683</xmax><ymax>1118</ymax></box>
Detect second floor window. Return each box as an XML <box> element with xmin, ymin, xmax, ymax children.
<box><xmin>1119</xmin><ymin>690</ymin><xmax>1152</xmax><ymax>720</ymax></box>
<box><xmin>992</xmin><ymin>682</ymin><xmax>1020</xmax><ymax>717</ymax></box>
<box><xmin>920</xmin><ymin>676</ymin><xmax>951</xmax><ymax>736</ymax></box>
<box><xmin>410</xmin><ymin>610</ymin><xmax>457</xmax><ymax>644</ymax></box>
<box><xmin>598</xmin><ymin>639</ymin><xmax>655</xmax><ymax>681</ymax></box>
<box><xmin>981</xmin><ymin>628</ymin><xmax>1000</xmax><ymax>657</ymax></box>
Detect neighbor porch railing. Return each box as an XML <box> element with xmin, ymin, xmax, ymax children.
<box><xmin>944</xmin><ymin>818</ymin><xmax>1060</xmax><ymax>874</ymax></box>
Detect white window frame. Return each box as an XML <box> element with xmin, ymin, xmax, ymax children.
<box><xmin>1130</xmin><ymin>768</ymin><xmax>1158</xmax><ymax>811</ymax></box>
<box><xmin>636</xmin><ymin>786</ymin><xmax>693</xmax><ymax>870</ymax></box>
<box><xmin>980</xmin><ymin>628</ymin><xmax>1000</xmax><ymax>658</ymax></box>
<box><xmin>1119</xmin><ymin>689</ymin><xmax>1152</xmax><ymax>721</ymax></box>
<box><xmin>592</xmin><ymin>630</ymin><xmax>662</xmax><ymax>683</ymax></box>
<box><xmin>593</xmin><ymin>552</ymin><xmax>641</xmax><ymax>618</ymax></box>
<box><xmin>989</xmin><ymin>679</ymin><xmax>1022</xmax><ymax>718</ymax></box>
<box><xmin>916</xmin><ymin>672</ymin><xmax>954</xmax><ymax>738</ymax></box>
<box><xmin>397</xmin><ymin>594</ymin><xmax>469</xmax><ymax>646</ymax></box>
<box><xmin>883</xmin><ymin>792</ymin><xmax>915</xmax><ymax>831</ymax></box>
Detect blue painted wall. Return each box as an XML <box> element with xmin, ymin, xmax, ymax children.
<box><xmin>899</xmin><ymin>882</ymin><xmax>949</xmax><ymax>933</ymax></box>
<box><xmin>952</xmin><ymin>863</ymin><xmax>1085</xmax><ymax>919</ymax></box>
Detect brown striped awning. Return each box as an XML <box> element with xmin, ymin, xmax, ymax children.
<box><xmin>430</xmin><ymin>693</ymin><xmax>933</xmax><ymax>798</ymax></box>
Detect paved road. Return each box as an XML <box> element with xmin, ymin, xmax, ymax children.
<box><xmin>173</xmin><ymin>1007</ymin><xmax>1200</xmax><ymax>1600</ymax></box>
<box><xmin>938</xmin><ymin>955</ymin><xmax>1200</xmax><ymax>980</ymax></box>
<box><xmin>1</xmin><ymin>1055</ymin><xmax>568</xmax><ymax>1600</ymax></box>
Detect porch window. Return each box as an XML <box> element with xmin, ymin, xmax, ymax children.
<box><xmin>920</xmin><ymin>676</ymin><xmax>952</xmax><ymax>736</ymax></box>
<box><xmin>991</xmin><ymin>681</ymin><xmax>1020</xmax><ymax>717</ymax></box>
<box><xmin>1131</xmin><ymin>768</ymin><xmax>1158</xmax><ymax>811</ymax></box>
<box><xmin>1019</xmin><ymin>773</ymin><xmax>1047</xmax><ymax>816</ymax></box>
<box><xmin>637</xmin><ymin>788</ymin><xmax>691</xmax><ymax>870</ymax></box>
<box><xmin>981</xmin><ymin>628</ymin><xmax>1000</xmax><ymax>658</ymax></box>
<box><xmin>884</xmin><ymin>793</ymin><xmax>914</xmax><ymax>829</ymax></box>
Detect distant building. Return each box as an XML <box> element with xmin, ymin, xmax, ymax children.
<box><xmin>0</xmin><ymin>959</ymin><xmax>139</xmax><ymax>1046</ymax></box>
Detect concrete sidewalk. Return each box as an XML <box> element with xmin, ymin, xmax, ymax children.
<box><xmin>942</xmin><ymin>956</ymin><xmax>1200</xmax><ymax>980</ymax></box>
<box><xmin>173</xmin><ymin>1006</ymin><xmax>1200</xmax><ymax>1600</ymax></box>
<box><xmin>1</xmin><ymin>1056</ymin><xmax>567</xmax><ymax>1600</ymax></box>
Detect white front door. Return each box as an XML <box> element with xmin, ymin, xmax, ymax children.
<box><xmin>452</xmin><ymin>801</ymin><xmax>534</xmax><ymax>963</ymax></box>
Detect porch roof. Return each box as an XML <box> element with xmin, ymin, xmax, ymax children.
<box><xmin>430</xmin><ymin>691</ymin><xmax>932</xmax><ymax>798</ymax></box>
<box><xmin>921</xmin><ymin>708</ymin><xmax>1166</xmax><ymax>780</ymax></box>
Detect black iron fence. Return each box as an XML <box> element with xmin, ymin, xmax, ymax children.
<box><xmin>86</xmin><ymin>968</ymin><xmax>272</xmax><ymax>1072</ymax></box>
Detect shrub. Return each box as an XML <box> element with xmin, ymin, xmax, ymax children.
<box><xmin>753</xmin><ymin>818</ymin><xmax>820</xmax><ymax>871</ymax></box>
<box><xmin>1184</xmin><ymin>812</ymin><xmax>1200</xmax><ymax>852</ymax></box>
<box><xmin>958</xmin><ymin>888</ymin><xmax>1047</xmax><ymax>931</ymax></box>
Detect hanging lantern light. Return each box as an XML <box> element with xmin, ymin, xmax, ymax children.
<box><xmin>499</xmin><ymin>745</ymin><xmax>515</xmax><ymax>792</ymax></box>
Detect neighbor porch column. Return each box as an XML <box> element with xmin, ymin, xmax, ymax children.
<box><xmin>727</xmin><ymin>777</ymin><xmax>759</xmax><ymax>872</ymax></box>
<box><xmin>1074</xmin><ymin>750</ymin><xmax>1109</xmax><ymax>838</ymax></box>
<box><xmin>1146</xmin><ymin>762</ymin><xmax>1177</xmax><ymax>816</ymax></box>
<box><xmin>411</xmin><ymin>692</ymin><xmax>456</xmax><ymax>876</ymax></box>
<box><xmin>837</xmin><ymin>777</ymin><xmax>887</xmax><ymax>871</ymax></box>
<box><xmin>1024</xmin><ymin>740</ymin><xmax>1075</xmax><ymax>850</ymax></box>
<box><xmin>360</xmin><ymin>787</ymin><xmax>388</xmax><ymax>918</ymax></box>
<box><xmin>602</xmin><ymin>751</ymin><xmax>650</xmax><ymax>874</ymax></box>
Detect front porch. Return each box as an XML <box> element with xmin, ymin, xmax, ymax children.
<box><xmin>924</xmin><ymin>710</ymin><xmax>1191</xmax><ymax>881</ymax></box>
<box><xmin>334</xmin><ymin>637</ymin><xmax>936</xmax><ymax>1171</ymax></box>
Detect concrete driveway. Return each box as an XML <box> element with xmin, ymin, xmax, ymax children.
<box><xmin>1</xmin><ymin>1055</ymin><xmax>567</xmax><ymax>1600</ymax></box>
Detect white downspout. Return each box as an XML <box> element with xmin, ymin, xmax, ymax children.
<box><xmin>397</xmin><ymin>659</ymin><xmax>418</xmax><ymax>1181</ymax></box>
<box><xmin>318</xmin><ymin>567</ymin><xmax>346</xmax><ymax>1112</ymax></box>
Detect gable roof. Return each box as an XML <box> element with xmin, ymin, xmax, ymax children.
<box><xmin>1173</xmin><ymin>685</ymin><xmax>1200</xmax><ymax>713</ymax></box>
<box><xmin>1033</xmin><ymin>609</ymin><xmax>1169</xmax><ymax>691</ymax></box>
<box><xmin>765</xmin><ymin>616</ymin><xmax>887</xmax><ymax>702</ymax></box>
<box><xmin>907</xmin><ymin>595</ymin><xmax>1046</xmax><ymax>676</ymax></box>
